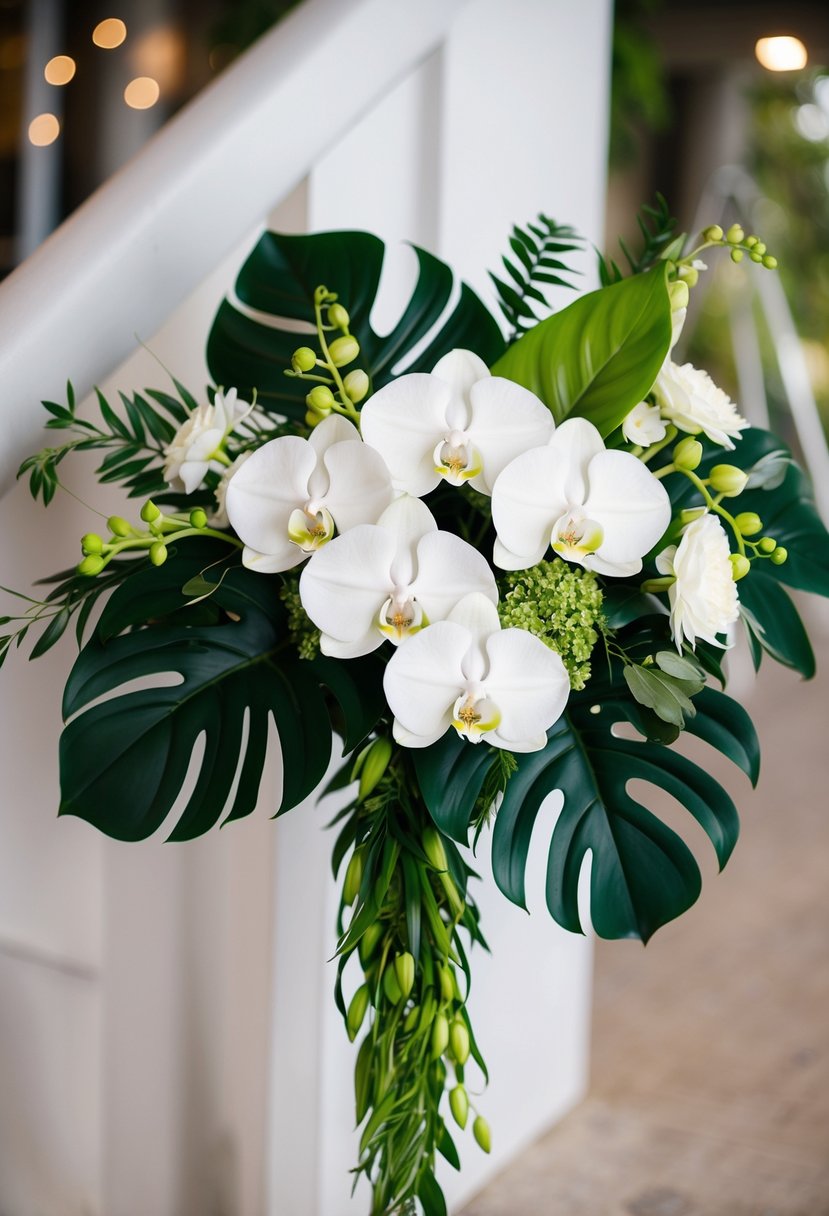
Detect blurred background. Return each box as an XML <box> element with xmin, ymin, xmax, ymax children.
<box><xmin>0</xmin><ymin>1</ymin><xmax>828</xmax><ymax>1213</ymax></box>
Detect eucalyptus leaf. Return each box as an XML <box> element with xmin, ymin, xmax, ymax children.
<box><xmin>491</xmin><ymin>263</ymin><xmax>672</xmax><ymax>435</ymax></box>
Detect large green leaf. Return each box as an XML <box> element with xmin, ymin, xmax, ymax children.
<box><xmin>414</xmin><ymin>664</ymin><xmax>757</xmax><ymax>942</ymax></box>
<box><xmin>59</xmin><ymin>551</ymin><xmax>384</xmax><ymax>841</ymax></box>
<box><xmin>490</xmin><ymin>263</ymin><xmax>672</xmax><ymax>435</ymax></box>
<box><xmin>206</xmin><ymin>230</ymin><xmax>505</xmax><ymax>420</ymax></box>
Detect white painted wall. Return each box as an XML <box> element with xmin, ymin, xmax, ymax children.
<box><xmin>0</xmin><ymin>1</ymin><xmax>612</xmax><ymax>1213</ymax></box>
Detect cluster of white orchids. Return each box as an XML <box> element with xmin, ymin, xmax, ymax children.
<box><xmin>157</xmin><ymin>324</ymin><xmax>762</xmax><ymax>754</ymax></box>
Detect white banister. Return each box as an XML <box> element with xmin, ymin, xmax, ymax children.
<box><xmin>0</xmin><ymin>0</ymin><xmax>469</xmax><ymax>494</ymax></box>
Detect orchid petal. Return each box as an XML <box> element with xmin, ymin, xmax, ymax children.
<box><xmin>446</xmin><ymin>592</ymin><xmax>501</xmax><ymax>685</ymax></box>
<box><xmin>225</xmin><ymin>435</ymin><xmax>316</xmax><ymax>558</ymax></box>
<box><xmin>392</xmin><ymin>717</ymin><xmax>453</xmax><ymax>749</ymax></box>
<box><xmin>467</xmin><ymin>378</ymin><xmax>554</xmax><ymax>493</ymax></box>
<box><xmin>492</xmin><ymin>537</ymin><xmax>548</xmax><ymax>571</ymax></box>
<box><xmin>242</xmin><ymin>542</ymin><xmax>306</xmax><ymax>573</ymax></box>
<box><xmin>486</xmin><ymin>730</ymin><xmax>549</xmax><ymax>754</ymax></box>
<box><xmin>431</xmin><ymin>349</ymin><xmax>490</xmax><ymax>430</ymax></box>
<box><xmin>410</xmin><ymin>533</ymin><xmax>498</xmax><ymax>624</ymax></box>
<box><xmin>321</xmin><ymin>440</ymin><xmax>393</xmax><ymax>533</ymax></box>
<box><xmin>376</xmin><ymin>495</ymin><xmax>437</xmax><ymax>587</ymax></box>
<box><xmin>299</xmin><ymin>525</ymin><xmax>397</xmax><ymax>644</ymax></box>
<box><xmin>547</xmin><ymin>418</ymin><xmax>605</xmax><ymax>504</ymax></box>
<box><xmin>483</xmin><ymin>629</ymin><xmax>570</xmax><ymax>745</ymax></box>
<box><xmin>308</xmin><ymin>413</ymin><xmax>361</xmax><ymax>456</ymax></box>
<box><xmin>383</xmin><ymin>621</ymin><xmax>469</xmax><ymax>739</ymax></box>
<box><xmin>320</xmin><ymin>629</ymin><xmax>383</xmax><ymax>659</ymax></box>
<box><xmin>582</xmin><ymin>450</ymin><xmax>671</xmax><ymax>566</ymax></box>
<box><xmin>491</xmin><ymin>446</ymin><xmax>565</xmax><ymax>563</ymax></box>
<box><xmin>360</xmin><ymin>374</ymin><xmax>451</xmax><ymax>496</ymax></box>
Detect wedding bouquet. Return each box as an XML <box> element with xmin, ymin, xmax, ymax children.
<box><xmin>4</xmin><ymin>200</ymin><xmax>828</xmax><ymax>1215</ymax></box>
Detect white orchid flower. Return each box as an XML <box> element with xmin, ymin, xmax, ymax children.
<box><xmin>225</xmin><ymin>415</ymin><xmax>393</xmax><ymax>573</ymax></box>
<box><xmin>359</xmin><ymin>348</ymin><xmax>553</xmax><ymax>497</ymax></box>
<box><xmin>383</xmin><ymin>593</ymin><xmax>570</xmax><ymax>752</ymax></box>
<box><xmin>299</xmin><ymin>495</ymin><xmax>497</xmax><ymax>658</ymax></box>
<box><xmin>653</xmin><ymin>361</ymin><xmax>748</xmax><ymax>450</ymax></box>
<box><xmin>491</xmin><ymin>417</ymin><xmax>672</xmax><ymax>577</ymax></box>
<box><xmin>656</xmin><ymin>513</ymin><xmax>739</xmax><ymax>649</ymax></box>
<box><xmin>163</xmin><ymin>387</ymin><xmax>250</xmax><ymax>494</ymax></box>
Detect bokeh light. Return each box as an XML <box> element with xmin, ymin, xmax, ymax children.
<box><xmin>44</xmin><ymin>56</ymin><xmax>76</xmax><ymax>86</ymax></box>
<box><xmin>93</xmin><ymin>18</ymin><xmax>128</xmax><ymax>50</ymax></box>
<box><xmin>123</xmin><ymin>76</ymin><xmax>160</xmax><ymax>110</ymax></box>
<box><xmin>28</xmin><ymin>113</ymin><xmax>60</xmax><ymax>146</ymax></box>
<box><xmin>755</xmin><ymin>36</ymin><xmax>808</xmax><ymax>72</ymax></box>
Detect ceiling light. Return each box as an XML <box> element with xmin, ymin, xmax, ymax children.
<box><xmin>755</xmin><ymin>35</ymin><xmax>808</xmax><ymax>72</ymax></box>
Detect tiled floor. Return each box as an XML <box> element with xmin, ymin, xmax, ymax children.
<box><xmin>461</xmin><ymin>611</ymin><xmax>829</xmax><ymax>1215</ymax></box>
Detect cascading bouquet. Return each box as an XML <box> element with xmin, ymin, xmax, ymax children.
<box><xmin>4</xmin><ymin>200</ymin><xmax>828</xmax><ymax>1215</ymax></box>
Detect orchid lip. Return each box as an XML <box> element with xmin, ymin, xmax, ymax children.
<box><xmin>551</xmin><ymin>510</ymin><xmax>604</xmax><ymax>560</ymax></box>
<box><xmin>287</xmin><ymin>504</ymin><xmax>335</xmax><ymax>552</ymax></box>
<box><xmin>432</xmin><ymin>436</ymin><xmax>483</xmax><ymax>486</ymax></box>
<box><xmin>451</xmin><ymin>692</ymin><xmax>500</xmax><ymax>742</ymax></box>
<box><xmin>377</xmin><ymin>595</ymin><xmax>426</xmax><ymax>644</ymax></box>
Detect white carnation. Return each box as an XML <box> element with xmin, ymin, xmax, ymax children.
<box><xmin>656</xmin><ymin>514</ymin><xmax>739</xmax><ymax>650</ymax></box>
<box><xmin>163</xmin><ymin>388</ymin><xmax>250</xmax><ymax>494</ymax></box>
<box><xmin>654</xmin><ymin>361</ymin><xmax>748</xmax><ymax>450</ymax></box>
<box><xmin>621</xmin><ymin>401</ymin><xmax>666</xmax><ymax>447</ymax></box>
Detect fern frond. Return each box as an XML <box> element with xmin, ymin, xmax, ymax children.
<box><xmin>600</xmin><ymin>193</ymin><xmax>680</xmax><ymax>281</ymax></box>
<box><xmin>489</xmin><ymin>213</ymin><xmax>584</xmax><ymax>343</ymax></box>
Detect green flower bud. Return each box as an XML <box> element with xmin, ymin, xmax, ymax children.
<box><xmin>758</xmin><ymin>536</ymin><xmax>776</xmax><ymax>554</ymax></box>
<box><xmin>189</xmin><ymin>508</ymin><xmax>208</xmax><ymax>529</ymax></box>
<box><xmin>346</xmin><ymin>984</ymin><xmax>370</xmax><ymax>1042</ymax></box>
<box><xmin>140</xmin><ymin>500</ymin><xmax>161</xmax><ymax>523</ymax></box>
<box><xmin>77</xmin><ymin>554</ymin><xmax>104</xmax><ymax>576</ymax></box>
<box><xmin>306</xmin><ymin>385</ymin><xmax>335</xmax><ymax>414</ymax></box>
<box><xmin>449</xmin><ymin>1018</ymin><xmax>470</xmax><ymax>1065</ymax></box>
<box><xmin>668</xmin><ymin>280</ymin><xmax>690</xmax><ymax>311</ymax></box>
<box><xmin>709</xmin><ymin>464</ymin><xmax>749</xmax><ymax>496</ymax></box>
<box><xmin>702</xmin><ymin>224</ymin><xmax>723</xmax><ymax>242</ymax></box>
<box><xmin>305</xmin><ymin>409</ymin><xmax>321</xmax><ymax>428</ymax></box>
<box><xmin>678</xmin><ymin>265</ymin><xmax>699</xmax><ymax>287</ymax></box>
<box><xmin>770</xmin><ymin>546</ymin><xmax>788</xmax><ymax>565</ymax></box>
<box><xmin>81</xmin><ymin>532</ymin><xmax>104</xmax><ymax>555</ymax></box>
<box><xmin>418</xmin><ymin>992</ymin><xmax>437</xmax><ymax>1031</ymax></box>
<box><xmin>729</xmin><ymin>553</ymin><xmax>751</xmax><ymax>581</ymax></box>
<box><xmin>358</xmin><ymin>736</ymin><xmax>393</xmax><ymax>800</ymax></box>
<box><xmin>383</xmin><ymin>965</ymin><xmax>403</xmax><ymax>1005</ymax></box>
<box><xmin>430</xmin><ymin>1012</ymin><xmax>449</xmax><ymax>1059</ymax></box>
<box><xmin>107</xmin><ymin>515</ymin><xmax>131</xmax><ymax>538</ymax></box>
<box><xmin>343</xmin><ymin>849</ymin><xmax>363</xmax><ymax>905</ymax></box>
<box><xmin>149</xmin><ymin>541</ymin><xmax>168</xmax><ymax>567</ymax></box>
<box><xmin>745</xmin><ymin>235</ymin><xmax>758</xmax><ymax>248</ymax></box>
<box><xmin>343</xmin><ymin>369</ymin><xmax>370</xmax><ymax>404</ymax></box>
<box><xmin>291</xmin><ymin>346</ymin><xmax>317</xmax><ymax>373</ymax></box>
<box><xmin>422</xmin><ymin>827</ymin><xmax>448</xmax><ymax>873</ymax></box>
<box><xmin>358</xmin><ymin>920</ymin><xmax>384</xmax><ymax>967</ymax></box>
<box><xmin>449</xmin><ymin>1085</ymin><xmax>469</xmax><ymax>1130</ymax></box>
<box><xmin>328</xmin><ymin>335</ymin><xmax>360</xmax><ymax>367</ymax></box>
<box><xmin>473</xmin><ymin>1115</ymin><xmax>492</xmax><ymax>1153</ymax></box>
<box><xmin>403</xmin><ymin>1005</ymin><xmax>420</xmax><ymax>1034</ymax></box>
<box><xmin>327</xmin><ymin>303</ymin><xmax>350</xmax><ymax>330</ymax></box>
<box><xmin>726</xmin><ymin>224</ymin><xmax>745</xmax><ymax>245</ymax></box>
<box><xmin>679</xmin><ymin>507</ymin><xmax>707</xmax><ymax>526</ymax></box>
<box><xmin>438</xmin><ymin>964</ymin><xmax>454</xmax><ymax>1004</ymax></box>
<box><xmin>394</xmin><ymin>952</ymin><xmax>415</xmax><ymax>1000</ymax></box>
<box><xmin>734</xmin><ymin>512</ymin><xmax>762</xmax><ymax>536</ymax></box>
<box><xmin>763</xmin><ymin>255</ymin><xmax>778</xmax><ymax>270</ymax></box>
<box><xmin>673</xmin><ymin>436</ymin><xmax>703</xmax><ymax>471</ymax></box>
<box><xmin>754</xmin><ymin>241</ymin><xmax>766</xmax><ymax>256</ymax></box>
<box><xmin>750</xmin><ymin>251</ymin><xmax>763</xmax><ymax>264</ymax></box>
<box><xmin>731</xmin><ymin>248</ymin><xmax>744</xmax><ymax>264</ymax></box>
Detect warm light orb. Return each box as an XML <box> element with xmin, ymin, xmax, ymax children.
<box><xmin>124</xmin><ymin>76</ymin><xmax>160</xmax><ymax>109</ymax></box>
<box><xmin>44</xmin><ymin>55</ymin><xmax>76</xmax><ymax>85</ymax></box>
<box><xmin>755</xmin><ymin>35</ymin><xmax>808</xmax><ymax>72</ymax></box>
<box><xmin>93</xmin><ymin>18</ymin><xmax>127</xmax><ymax>49</ymax></box>
<box><xmin>28</xmin><ymin>113</ymin><xmax>60</xmax><ymax>146</ymax></box>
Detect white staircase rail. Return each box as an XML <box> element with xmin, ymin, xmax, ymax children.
<box><xmin>0</xmin><ymin>0</ymin><xmax>467</xmax><ymax>494</ymax></box>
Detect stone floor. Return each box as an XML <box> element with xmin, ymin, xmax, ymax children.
<box><xmin>461</xmin><ymin>610</ymin><xmax>829</xmax><ymax>1216</ymax></box>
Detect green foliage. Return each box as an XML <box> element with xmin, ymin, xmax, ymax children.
<box><xmin>599</xmin><ymin>194</ymin><xmax>679</xmax><ymax>285</ymax></box>
<box><xmin>623</xmin><ymin>651</ymin><xmax>706</xmax><ymax>729</ymax></box>
<box><xmin>414</xmin><ymin>655</ymin><xmax>757</xmax><ymax>942</ymax></box>
<box><xmin>664</xmin><ymin>426</ymin><xmax>829</xmax><ymax>675</ymax></box>
<box><xmin>492</xmin><ymin>262</ymin><xmax>672</xmax><ymax>435</ymax></box>
<box><xmin>206</xmin><ymin>230</ymin><xmax>505</xmax><ymax>420</ymax></box>
<box><xmin>59</xmin><ymin>548</ymin><xmax>385</xmax><ymax>840</ymax></box>
<box><xmin>488</xmin><ymin>214</ymin><xmax>583</xmax><ymax>342</ymax></box>
<box><xmin>610</xmin><ymin>1</ymin><xmax>670</xmax><ymax>168</ymax></box>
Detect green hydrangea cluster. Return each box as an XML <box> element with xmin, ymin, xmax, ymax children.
<box><xmin>279</xmin><ymin>575</ymin><xmax>320</xmax><ymax>660</ymax></box>
<box><xmin>498</xmin><ymin>560</ymin><xmax>604</xmax><ymax>690</ymax></box>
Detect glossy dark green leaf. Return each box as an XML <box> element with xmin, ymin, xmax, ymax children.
<box><xmin>417</xmin><ymin>1169</ymin><xmax>447</xmax><ymax>1216</ymax></box>
<box><xmin>737</xmin><ymin>570</ymin><xmax>815</xmax><ymax>677</ymax></box>
<box><xmin>491</xmin><ymin>263</ymin><xmax>672</xmax><ymax>434</ymax></box>
<box><xmin>207</xmin><ymin>231</ymin><xmax>504</xmax><ymax>419</ymax></box>
<box><xmin>59</xmin><ymin>554</ymin><xmax>384</xmax><ymax>841</ymax></box>
<box><xmin>412</xmin><ymin>730</ymin><xmax>493</xmax><ymax>843</ymax></box>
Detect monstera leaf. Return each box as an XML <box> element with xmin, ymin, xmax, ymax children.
<box><xmin>415</xmin><ymin>661</ymin><xmax>758</xmax><ymax>942</ymax></box>
<box><xmin>207</xmin><ymin>230</ymin><xmax>505</xmax><ymax>420</ymax></box>
<box><xmin>59</xmin><ymin>548</ymin><xmax>384</xmax><ymax>841</ymax></box>
<box><xmin>490</xmin><ymin>263</ymin><xmax>672</xmax><ymax>435</ymax></box>
<box><xmin>665</xmin><ymin>427</ymin><xmax>829</xmax><ymax>675</ymax></box>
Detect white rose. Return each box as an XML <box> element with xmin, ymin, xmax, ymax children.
<box><xmin>656</xmin><ymin>514</ymin><xmax>739</xmax><ymax>649</ymax></box>
<box><xmin>653</xmin><ymin>361</ymin><xmax>748</xmax><ymax>450</ymax></box>
<box><xmin>621</xmin><ymin>401</ymin><xmax>667</xmax><ymax>447</ymax></box>
<box><xmin>163</xmin><ymin>388</ymin><xmax>250</xmax><ymax>494</ymax></box>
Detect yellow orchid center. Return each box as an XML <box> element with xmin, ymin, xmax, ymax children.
<box><xmin>287</xmin><ymin>504</ymin><xmax>335</xmax><ymax>552</ymax></box>
<box><xmin>551</xmin><ymin>510</ymin><xmax>604</xmax><ymax>563</ymax></box>
<box><xmin>451</xmin><ymin>693</ymin><xmax>501</xmax><ymax>742</ymax></box>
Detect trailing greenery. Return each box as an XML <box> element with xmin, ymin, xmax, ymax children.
<box><xmin>488</xmin><ymin>214</ymin><xmax>583</xmax><ymax>343</ymax></box>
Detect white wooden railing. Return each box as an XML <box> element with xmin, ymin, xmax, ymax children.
<box><xmin>0</xmin><ymin>3</ymin><xmax>613</xmax><ymax>1213</ymax></box>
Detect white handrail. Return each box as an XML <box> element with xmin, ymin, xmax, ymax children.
<box><xmin>0</xmin><ymin>0</ymin><xmax>468</xmax><ymax>494</ymax></box>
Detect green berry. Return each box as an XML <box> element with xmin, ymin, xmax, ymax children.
<box><xmin>770</xmin><ymin>546</ymin><xmax>788</xmax><ymax>565</ymax></box>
